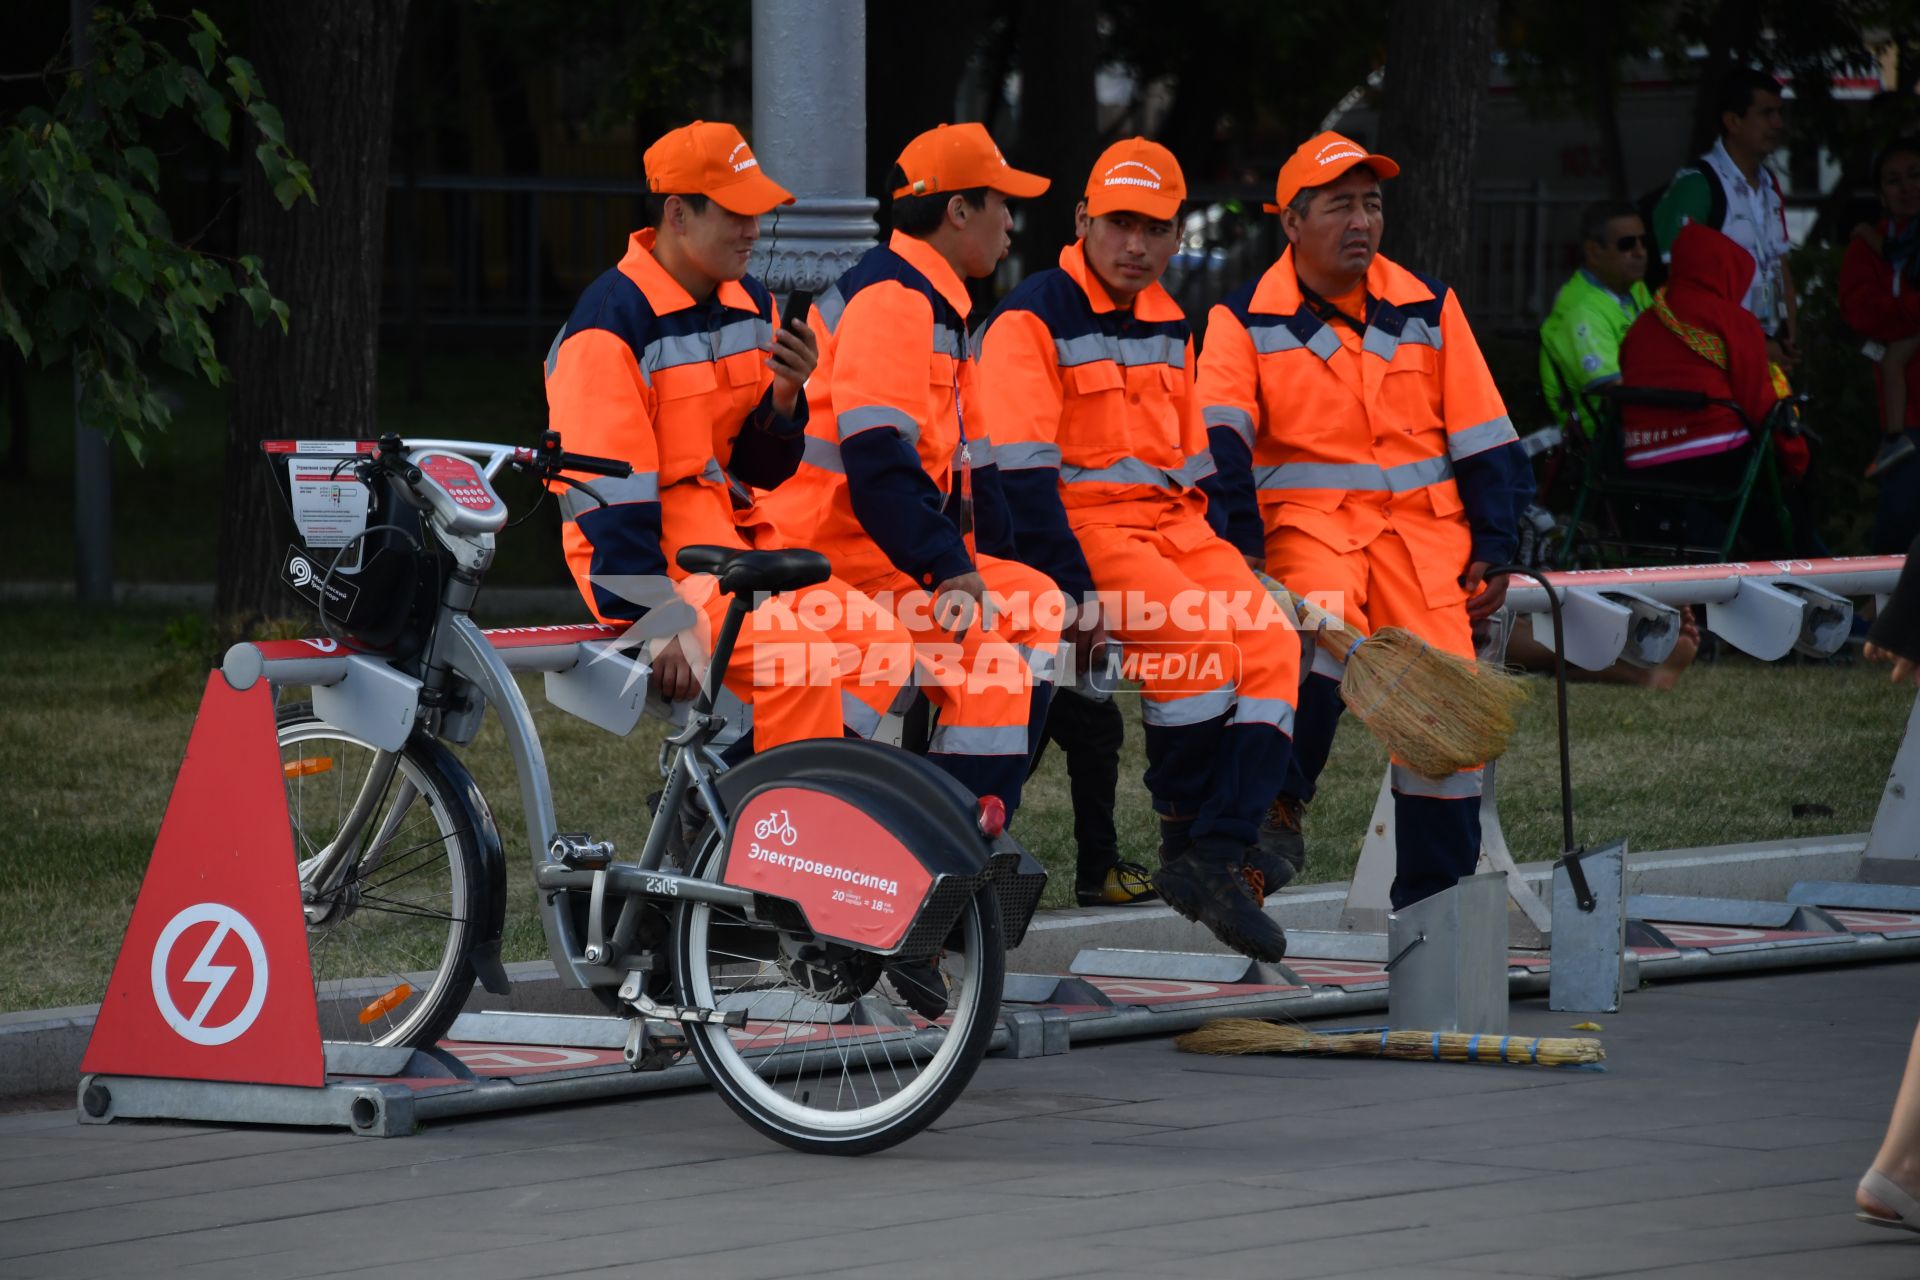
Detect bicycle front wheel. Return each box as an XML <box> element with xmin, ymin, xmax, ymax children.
<box><xmin>277</xmin><ymin>705</ymin><xmax>483</xmax><ymax>1048</ymax></box>
<box><xmin>674</xmin><ymin>835</ymin><xmax>1004</xmax><ymax>1156</ymax></box>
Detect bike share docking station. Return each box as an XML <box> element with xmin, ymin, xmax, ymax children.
<box><xmin>76</xmin><ymin>555</ymin><xmax>1920</xmax><ymax>1137</ymax></box>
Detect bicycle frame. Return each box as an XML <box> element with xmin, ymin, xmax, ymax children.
<box><xmin>228</xmin><ymin>437</ymin><xmax>765</xmax><ymax>994</ymax></box>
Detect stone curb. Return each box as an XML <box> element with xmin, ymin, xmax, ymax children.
<box><xmin>0</xmin><ymin>835</ymin><xmax>1867</xmax><ymax>1099</ymax></box>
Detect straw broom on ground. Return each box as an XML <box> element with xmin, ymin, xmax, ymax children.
<box><xmin>1177</xmin><ymin>1019</ymin><xmax>1604</xmax><ymax>1068</ymax></box>
<box><xmin>1262</xmin><ymin>577</ymin><xmax>1528</xmax><ymax>779</ymax></box>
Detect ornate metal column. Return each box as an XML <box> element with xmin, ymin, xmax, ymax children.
<box><xmin>749</xmin><ymin>0</ymin><xmax>878</xmax><ymax>292</ymax></box>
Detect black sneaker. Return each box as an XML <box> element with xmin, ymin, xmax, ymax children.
<box><xmin>1151</xmin><ymin>838</ymin><xmax>1288</xmax><ymax>962</ymax></box>
<box><xmin>1867</xmin><ymin>434</ymin><xmax>1916</xmax><ymax>479</ymax></box>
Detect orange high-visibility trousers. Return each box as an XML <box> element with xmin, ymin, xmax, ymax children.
<box><xmin>665</xmin><ymin>574</ymin><xmax>916</xmax><ymax>751</ymax></box>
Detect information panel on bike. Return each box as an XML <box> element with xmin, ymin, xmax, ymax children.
<box><xmin>722</xmin><ymin>786</ymin><xmax>935</xmax><ymax>952</ymax></box>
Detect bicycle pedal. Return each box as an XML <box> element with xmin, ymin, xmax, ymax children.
<box><xmin>623</xmin><ymin>1018</ymin><xmax>689</xmax><ymax>1072</ymax></box>
<box><xmin>550</xmin><ymin>832</ymin><xmax>614</xmax><ymax>871</ymax></box>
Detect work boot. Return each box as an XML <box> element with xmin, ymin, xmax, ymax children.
<box><xmin>1076</xmin><ymin>861</ymin><xmax>1160</xmax><ymax>907</ymax></box>
<box><xmin>1152</xmin><ymin>836</ymin><xmax>1289</xmax><ymax>962</ymax></box>
<box><xmin>1251</xmin><ymin>794</ymin><xmax>1313</xmax><ymax>905</ymax></box>
<box><xmin>1240</xmin><ymin>849</ymin><xmax>1295</xmax><ymax>907</ymax></box>
<box><xmin>1156</xmin><ymin>815</ymin><xmax>1194</xmax><ymax>868</ymax></box>
<box><xmin>883</xmin><ymin>955</ymin><xmax>950</xmax><ymax>1021</ymax></box>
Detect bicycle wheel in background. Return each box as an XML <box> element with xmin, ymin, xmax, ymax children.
<box><xmin>674</xmin><ymin>832</ymin><xmax>1005</xmax><ymax>1156</ymax></box>
<box><xmin>276</xmin><ymin>704</ymin><xmax>482</xmax><ymax>1048</ymax></box>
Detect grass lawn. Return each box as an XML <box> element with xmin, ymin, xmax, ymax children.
<box><xmin>0</xmin><ymin>597</ymin><xmax>1910</xmax><ymax>1013</ymax></box>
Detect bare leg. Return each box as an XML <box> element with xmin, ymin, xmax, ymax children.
<box><xmin>1505</xmin><ymin>610</ymin><xmax>1697</xmax><ymax>690</ymax></box>
<box><xmin>1859</xmin><ymin>1019</ymin><xmax>1920</xmax><ymax>1219</ymax></box>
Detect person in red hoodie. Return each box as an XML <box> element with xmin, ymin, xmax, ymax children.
<box><xmin>1840</xmin><ymin>136</ymin><xmax>1920</xmax><ymax>553</ymax></box>
<box><xmin>1617</xmin><ymin>221</ymin><xmax>1810</xmax><ymax>555</ymax></box>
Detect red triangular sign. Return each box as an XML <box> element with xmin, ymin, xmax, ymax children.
<box><xmin>82</xmin><ymin>671</ymin><xmax>324</xmax><ymax>1087</ymax></box>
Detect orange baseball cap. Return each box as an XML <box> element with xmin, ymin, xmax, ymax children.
<box><xmin>1084</xmin><ymin>137</ymin><xmax>1185</xmax><ymax>220</ymax></box>
<box><xmin>643</xmin><ymin>121</ymin><xmax>794</xmax><ymax>216</ymax></box>
<box><xmin>1267</xmin><ymin>131</ymin><xmax>1400</xmax><ymax>213</ymax></box>
<box><xmin>892</xmin><ymin>123</ymin><xmax>1049</xmax><ymax>200</ymax></box>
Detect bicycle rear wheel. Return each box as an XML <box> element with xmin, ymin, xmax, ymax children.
<box><xmin>674</xmin><ymin>834</ymin><xmax>1004</xmax><ymax>1156</ymax></box>
<box><xmin>276</xmin><ymin>705</ymin><xmax>482</xmax><ymax>1048</ymax></box>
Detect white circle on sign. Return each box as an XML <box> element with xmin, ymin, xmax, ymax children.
<box><xmin>150</xmin><ymin>903</ymin><xmax>270</xmax><ymax>1047</ymax></box>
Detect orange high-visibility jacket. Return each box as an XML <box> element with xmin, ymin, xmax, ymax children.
<box><xmin>545</xmin><ymin>230</ymin><xmax>804</xmax><ymax>623</ymax></box>
<box><xmin>1196</xmin><ymin>249</ymin><xmax>1530</xmax><ymax>606</ymax></box>
<box><xmin>758</xmin><ymin>231</ymin><xmax>1013</xmax><ymax>590</ymax></box>
<box><xmin>974</xmin><ymin>241</ymin><xmax>1220</xmax><ymax>597</ymax></box>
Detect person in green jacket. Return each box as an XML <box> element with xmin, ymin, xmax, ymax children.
<box><xmin>1539</xmin><ymin>199</ymin><xmax>1653</xmax><ymax>434</ymax></box>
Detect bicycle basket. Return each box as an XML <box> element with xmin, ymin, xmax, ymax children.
<box><xmin>266</xmin><ymin>442</ymin><xmax>447</xmax><ymax>659</ymax></box>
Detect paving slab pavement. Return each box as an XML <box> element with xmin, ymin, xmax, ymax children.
<box><xmin>3</xmin><ymin>961</ymin><xmax>1918</xmax><ymax>1278</ymax></box>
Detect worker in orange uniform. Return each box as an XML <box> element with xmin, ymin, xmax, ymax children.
<box><xmin>545</xmin><ymin>120</ymin><xmax>913</xmax><ymax>752</ymax></box>
<box><xmin>1197</xmin><ymin>132</ymin><xmax>1533</xmax><ymax>910</ymax></box>
<box><xmin>973</xmin><ymin>138</ymin><xmax>1298</xmax><ymax>960</ymax></box>
<box><xmin>759</xmin><ymin>123</ymin><xmax>1065</xmax><ymax>816</ymax></box>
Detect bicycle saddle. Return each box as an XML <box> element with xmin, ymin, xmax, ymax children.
<box><xmin>676</xmin><ymin>545</ymin><xmax>832</xmax><ymax>596</ymax></box>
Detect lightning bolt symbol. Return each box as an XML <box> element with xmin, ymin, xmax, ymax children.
<box><xmin>183</xmin><ymin>922</ymin><xmax>237</xmax><ymax>1028</ymax></box>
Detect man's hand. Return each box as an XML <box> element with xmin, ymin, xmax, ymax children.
<box><xmin>932</xmin><ymin>570</ymin><xmax>994</xmax><ymax>638</ymax></box>
<box><xmin>648</xmin><ymin>641</ymin><xmax>702</xmax><ymax>703</ymax></box>
<box><xmin>1462</xmin><ymin>561</ymin><xmax>1508</xmax><ymax>621</ymax></box>
<box><xmin>766</xmin><ymin>316</ymin><xmax>819</xmax><ymax>418</ymax></box>
<box><xmin>1866</xmin><ymin>641</ymin><xmax>1920</xmax><ymax>687</ymax></box>
<box><xmin>1069</xmin><ymin>617</ymin><xmax>1111</xmax><ymax>672</ymax></box>
<box><xmin>1766</xmin><ymin>334</ymin><xmax>1800</xmax><ymax>370</ymax></box>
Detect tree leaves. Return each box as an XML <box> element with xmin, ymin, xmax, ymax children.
<box><xmin>0</xmin><ymin>4</ymin><xmax>312</xmax><ymax>461</ymax></box>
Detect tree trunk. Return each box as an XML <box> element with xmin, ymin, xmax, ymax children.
<box><xmin>1376</xmin><ymin>0</ymin><xmax>1498</xmax><ymax>295</ymax></box>
<box><xmin>1007</xmin><ymin>0</ymin><xmax>1098</xmax><ymax>305</ymax></box>
<box><xmin>1685</xmin><ymin>0</ymin><xmax>1763</xmax><ymax>163</ymax></box>
<box><xmin>216</xmin><ymin>0</ymin><xmax>409</xmax><ymax>626</ymax></box>
<box><xmin>1582</xmin><ymin>1</ymin><xmax>1629</xmax><ymax>200</ymax></box>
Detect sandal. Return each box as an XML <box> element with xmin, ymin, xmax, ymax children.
<box><xmin>1857</xmin><ymin>1168</ymin><xmax>1920</xmax><ymax>1234</ymax></box>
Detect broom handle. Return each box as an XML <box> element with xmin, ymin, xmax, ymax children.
<box><xmin>1269</xmin><ymin>584</ymin><xmax>1368</xmax><ymax>661</ymax></box>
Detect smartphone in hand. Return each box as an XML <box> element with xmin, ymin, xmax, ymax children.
<box><xmin>783</xmin><ymin>289</ymin><xmax>814</xmax><ymax>332</ymax></box>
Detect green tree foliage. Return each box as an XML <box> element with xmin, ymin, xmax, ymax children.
<box><xmin>0</xmin><ymin>3</ymin><xmax>311</xmax><ymax>461</ymax></box>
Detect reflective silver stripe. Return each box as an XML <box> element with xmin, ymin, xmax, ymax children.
<box><xmin>543</xmin><ymin>323</ymin><xmax>567</xmax><ymax>379</ymax></box>
<box><xmin>1387</xmin><ymin>454</ymin><xmax>1454</xmax><ymax>490</ymax></box>
<box><xmin>558</xmin><ymin>471</ymin><xmax>659</xmax><ymax>520</ymax></box>
<box><xmin>1229</xmin><ymin>698</ymin><xmax>1296</xmax><ymax>734</ymax></box>
<box><xmin>933</xmin><ymin>323</ymin><xmax>966</xmax><ymax>359</ymax></box>
<box><xmin>842</xmin><ymin>691</ymin><xmax>882</xmax><ymax>739</ymax></box>
<box><xmin>1447</xmin><ymin>414</ymin><xmax>1519</xmax><ymax>460</ymax></box>
<box><xmin>1121</xmin><ymin>334</ymin><xmax>1185</xmax><ymax>368</ymax></box>
<box><xmin>1053</xmin><ymin>332</ymin><xmax>1185</xmax><ymax>368</ymax></box>
<box><xmin>801</xmin><ymin>435</ymin><xmax>845</xmax><ymax>473</ymax></box>
<box><xmin>1399</xmin><ymin>316</ymin><xmax>1442</xmax><ymax>350</ymax></box>
<box><xmin>814</xmin><ymin>285</ymin><xmax>847</xmax><ymax>332</ymax></box>
<box><xmin>1204</xmin><ymin>406</ymin><xmax>1256</xmax><ymax>451</ymax></box>
<box><xmin>1253</xmin><ymin>453</ymin><xmax>1454</xmax><ymax>494</ymax></box>
<box><xmin>1140</xmin><ymin>683</ymin><xmax>1235</xmax><ymax>727</ymax></box>
<box><xmin>1054</xmin><ymin>333</ymin><xmax>1110</xmax><ymax>366</ymax></box>
<box><xmin>1390</xmin><ymin>764</ymin><xmax>1484</xmax><ymax>798</ymax></box>
<box><xmin>927</xmin><ymin>723</ymin><xmax>1029</xmax><ymax>756</ymax></box>
<box><xmin>1249</xmin><ymin>325</ymin><xmax>1304</xmax><ymax>355</ymax></box>
<box><xmin>1305</xmin><ymin>324</ymin><xmax>1342</xmax><ymax>361</ymax></box>
<box><xmin>698</xmin><ymin>457</ymin><xmax>728</xmax><ymax>486</ymax></box>
<box><xmin>1362</xmin><ymin>325</ymin><xmax>1398</xmax><ymax>363</ymax></box>
<box><xmin>837</xmin><ymin>405</ymin><xmax>920</xmax><ymax>443</ymax></box>
<box><xmin>959</xmin><ymin>434</ymin><xmax>995</xmax><ymax>467</ymax></box>
<box><xmin>1061</xmin><ymin>452</ymin><xmax>1210</xmax><ymax>490</ymax></box>
<box><xmin>995</xmin><ymin>440</ymin><xmax>1063</xmax><ymax>470</ymax></box>
<box><xmin>1017</xmin><ymin>643</ymin><xmax>1060</xmax><ymax>683</ymax></box>
<box><xmin>642</xmin><ymin>318</ymin><xmax>771</xmax><ymax>375</ymax></box>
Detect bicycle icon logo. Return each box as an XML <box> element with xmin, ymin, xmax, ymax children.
<box><xmin>753</xmin><ymin>809</ymin><xmax>798</xmax><ymax>846</ymax></box>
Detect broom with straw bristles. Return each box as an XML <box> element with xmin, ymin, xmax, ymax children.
<box><xmin>1176</xmin><ymin>1019</ymin><xmax>1605</xmax><ymax>1068</ymax></box>
<box><xmin>1261</xmin><ymin>576</ymin><xmax>1528</xmax><ymax>779</ymax></box>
